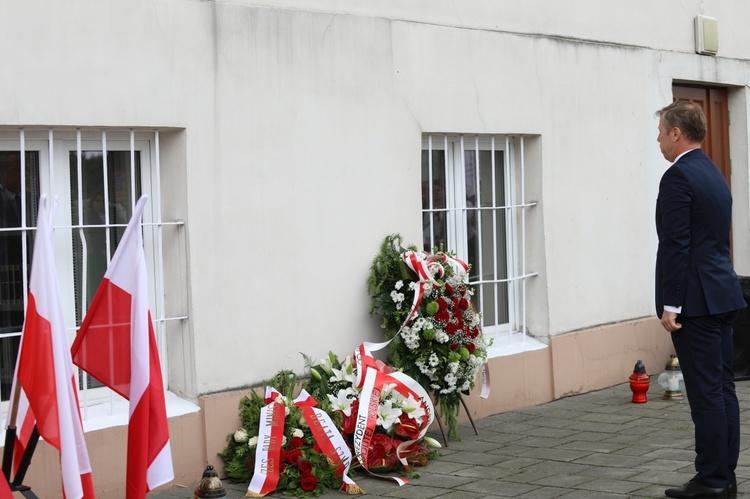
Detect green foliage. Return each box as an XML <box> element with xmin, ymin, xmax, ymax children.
<box><xmin>218</xmin><ymin>371</ymin><xmax>345</xmax><ymax>496</ymax></box>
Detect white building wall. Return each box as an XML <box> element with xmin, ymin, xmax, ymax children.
<box><xmin>0</xmin><ymin>0</ymin><xmax>748</xmax><ymax>400</ymax></box>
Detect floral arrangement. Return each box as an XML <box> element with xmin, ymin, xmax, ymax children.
<box><xmin>219</xmin><ymin>362</ymin><xmax>440</xmax><ymax>498</ymax></box>
<box><xmin>367</xmin><ymin>234</ymin><xmax>489</xmax><ymax>439</ymax></box>
<box><xmin>304</xmin><ymin>351</ymin><xmax>440</xmax><ymax>472</ymax></box>
<box><xmin>219</xmin><ymin>371</ymin><xmax>346</xmax><ymax>498</ymax></box>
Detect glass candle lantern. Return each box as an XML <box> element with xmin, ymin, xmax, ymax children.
<box><xmin>657</xmin><ymin>355</ymin><xmax>684</xmax><ymax>401</ymax></box>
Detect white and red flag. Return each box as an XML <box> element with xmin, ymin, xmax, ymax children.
<box><xmin>7</xmin><ymin>195</ymin><xmax>95</xmax><ymax>498</ymax></box>
<box><xmin>71</xmin><ymin>195</ymin><xmax>173</xmax><ymax>498</ymax></box>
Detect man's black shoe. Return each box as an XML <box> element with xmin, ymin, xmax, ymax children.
<box><xmin>665</xmin><ymin>481</ymin><xmax>727</xmax><ymax>498</ymax></box>
<box><xmin>727</xmin><ymin>484</ymin><xmax>737</xmax><ymax>499</ymax></box>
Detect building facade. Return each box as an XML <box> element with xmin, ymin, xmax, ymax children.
<box><xmin>0</xmin><ymin>0</ymin><xmax>749</xmax><ymax>495</ymax></box>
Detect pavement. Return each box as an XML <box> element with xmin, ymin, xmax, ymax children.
<box><xmin>151</xmin><ymin>376</ymin><xmax>750</xmax><ymax>498</ymax></box>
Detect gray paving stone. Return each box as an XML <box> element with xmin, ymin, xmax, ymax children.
<box><xmin>150</xmin><ymin>379</ymin><xmax>750</xmax><ymax>499</ymax></box>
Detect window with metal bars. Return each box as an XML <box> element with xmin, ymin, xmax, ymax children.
<box><xmin>0</xmin><ymin>128</ymin><xmax>185</xmax><ymax>411</ymax></box>
<box><xmin>422</xmin><ymin>134</ymin><xmax>537</xmax><ymax>355</ymax></box>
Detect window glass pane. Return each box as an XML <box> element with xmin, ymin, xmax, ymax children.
<box><xmin>421</xmin><ymin>150</ymin><xmax>447</xmax><ymax>251</ymax></box>
<box><xmin>0</xmin><ymin>152</ymin><xmax>40</xmax><ymax>401</ymax></box>
<box><xmin>464</xmin><ymin>149</ymin><xmax>509</xmax><ymax>327</ymax></box>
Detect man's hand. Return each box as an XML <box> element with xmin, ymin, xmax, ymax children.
<box><xmin>661</xmin><ymin>310</ymin><xmax>682</xmax><ymax>333</ymax></box>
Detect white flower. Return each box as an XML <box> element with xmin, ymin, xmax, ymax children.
<box><xmin>234</xmin><ymin>428</ymin><xmax>249</xmax><ymax>443</ymax></box>
<box><xmin>422</xmin><ymin>436</ymin><xmax>442</xmax><ymax>448</ymax></box>
<box><xmin>282</xmin><ymin>435</ymin><xmax>287</xmax><ymax>446</ymax></box>
<box><xmin>428</xmin><ymin>353</ymin><xmax>439</xmax><ymax>367</ymax></box>
<box><xmin>401</xmin><ymin>393</ymin><xmax>426</xmax><ymax>423</ymax></box>
<box><xmin>408</xmin><ymin>281</ymin><xmax>419</xmax><ymax>291</ymax></box>
<box><xmin>395</xmin><ymin>280</ymin><xmax>404</xmax><ymax>290</ymax></box>
<box><xmin>401</xmin><ymin>328</ymin><xmax>420</xmax><ymax>350</ymax></box>
<box><xmin>328</xmin><ymin>388</ymin><xmax>356</xmax><ymax>416</ymax></box>
<box><xmin>319</xmin><ymin>357</ymin><xmax>334</xmax><ymax>374</ymax></box>
<box><xmin>380</xmin><ymin>383</ymin><xmax>397</xmax><ymax>400</ymax></box>
<box><xmin>435</xmin><ymin>330</ymin><xmax>449</xmax><ymax>344</ymax></box>
<box><xmin>390</xmin><ymin>290</ymin><xmax>405</xmax><ymax>303</ymax></box>
<box><xmin>248</xmin><ymin>436</ymin><xmax>259</xmax><ymax>448</ymax></box>
<box><xmin>292</xmin><ymin>428</ymin><xmax>304</xmax><ymax>438</ymax></box>
<box><xmin>274</xmin><ymin>395</ymin><xmax>288</xmax><ymax>406</ymax></box>
<box><xmin>330</xmin><ymin>356</ymin><xmax>356</xmax><ymax>385</ymax></box>
<box><xmin>377</xmin><ymin>399</ymin><xmax>402</xmax><ymax>430</ymax></box>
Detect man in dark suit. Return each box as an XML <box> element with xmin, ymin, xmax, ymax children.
<box><xmin>656</xmin><ymin>101</ymin><xmax>746</xmax><ymax>499</ymax></box>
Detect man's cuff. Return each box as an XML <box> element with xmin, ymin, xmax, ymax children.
<box><xmin>664</xmin><ymin>305</ymin><xmax>682</xmax><ymax>314</ymax></box>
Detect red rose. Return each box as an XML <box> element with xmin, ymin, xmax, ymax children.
<box><xmin>437</xmin><ymin>297</ymin><xmax>449</xmax><ymax>311</ymax></box>
<box><xmin>452</xmin><ymin>297</ymin><xmax>460</xmax><ymax>308</ymax></box>
<box><xmin>445</xmin><ymin>322</ymin><xmax>458</xmax><ymax>335</ymax></box>
<box><xmin>286</xmin><ymin>449</ymin><xmax>303</xmax><ymax>464</ymax></box>
<box><xmin>297</xmin><ymin>459</ymin><xmax>313</xmax><ymax>473</ymax></box>
<box><xmin>435</xmin><ymin>310</ymin><xmax>450</xmax><ymax>325</ymax></box>
<box><xmin>445</xmin><ymin>284</ymin><xmax>454</xmax><ymax>295</ymax></box>
<box><xmin>458</xmin><ymin>284</ymin><xmax>467</xmax><ymax>296</ymax></box>
<box><xmin>290</xmin><ymin>436</ymin><xmax>306</xmax><ymax>448</ymax></box>
<box><xmin>459</xmin><ymin>298</ymin><xmax>469</xmax><ymax>310</ymax></box>
<box><xmin>449</xmin><ymin>343</ymin><xmax>459</xmax><ymax>351</ymax></box>
<box><xmin>466</xmin><ymin>342</ymin><xmax>476</xmax><ymax>354</ymax></box>
<box><xmin>299</xmin><ymin>472</ymin><xmax>318</xmax><ymax>492</ymax></box>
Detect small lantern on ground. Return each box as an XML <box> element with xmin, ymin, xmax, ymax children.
<box><xmin>657</xmin><ymin>355</ymin><xmax>684</xmax><ymax>401</ymax></box>
<box><xmin>194</xmin><ymin>465</ymin><xmax>226</xmax><ymax>499</ymax></box>
<box><xmin>629</xmin><ymin>360</ymin><xmax>649</xmax><ymax>403</ymax></box>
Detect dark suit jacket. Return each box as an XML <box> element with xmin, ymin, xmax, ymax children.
<box><xmin>655</xmin><ymin>148</ymin><xmax>745</xmax><ymax>318</ymax></box>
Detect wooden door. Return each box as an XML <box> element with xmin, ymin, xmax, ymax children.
<box><xmin>672</xmin><ymin>84</ymin><xmax>731</xmax><ymax>186</ymax></box>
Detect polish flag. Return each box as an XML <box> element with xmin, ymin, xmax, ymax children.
<box><xmin>0</xmin><ymin>473</ymin><xmax>12</xmax><ymax>499</ymax></box>
<box><xmin>9</xmin><ymin>195</ymin><xmax>95</xmax><ymax>498</ymax></box>
<box><xmin>71</xmin><ymin>195</ymin><xmax>173</xmax><ymax>498</ymax></box>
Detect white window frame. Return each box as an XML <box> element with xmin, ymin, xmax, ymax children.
<box><xmin>422</xmin><ymin>133</ymin><xmax>540</xmax><ymax>357</ymax></box>
<box><xmin>0</xmin><ymin>127</ymin><xmax>187</xmax><ymax>419</ymax></box>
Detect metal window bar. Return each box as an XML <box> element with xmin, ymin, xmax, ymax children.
<box><xmin>504</xmin><ymin>135</ymin><xmax>515</xmax><ymax>339</ymax></box>
<box><xmin>490</xmin><ymin>135</ymin><xmax>499</xmax><ymax>334</ymax></box>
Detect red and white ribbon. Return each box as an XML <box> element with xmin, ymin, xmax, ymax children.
<box><xmin>352</xmin><ymin>341</ymin><xmax>435</xmax><ymax>485</ymax></box>
<box><xmin>246</xmin><ymin>391</ymin><xmax>286</xmax><ymax>497</ymax></box>
<box><xmin>293</xmin><ymin>390</ymin><xmax>361</xmax><ymax>493</ymax></box>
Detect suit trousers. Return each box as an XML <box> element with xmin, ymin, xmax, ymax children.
<box><xmin>671</xmin><ymin>311</ymin><xmax>740</xmax><ymax>489</ymax></box>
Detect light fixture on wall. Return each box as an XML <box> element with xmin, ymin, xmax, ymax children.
<box><xmin>695</xmin><ymin>15</ymin><xmax>718</xmax><ymax>56</ymax></box>
<box><xmin>657</xmin><ymin>355</ymin><xmax>684</xmax><ymax>401</ymax></box>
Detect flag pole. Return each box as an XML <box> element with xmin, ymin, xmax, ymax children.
<box><xmin>2</xmin><ymin>369</ymin><xmax>24</xmax><ymax>480</ymax></box>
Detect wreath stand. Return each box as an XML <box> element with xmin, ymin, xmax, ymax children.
<box><xmin>433</xmin><ymin>393</ymin><xmax>478</xmax><ymax>447</ymax></box>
